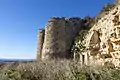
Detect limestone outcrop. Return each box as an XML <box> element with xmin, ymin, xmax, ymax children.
<box><xmin>116</xmin><ymin>0</ymin><xmax>120</xmax><ymax>5</ymax></box>
<box><xmin>83</xmin><ymin>5</ymin><xmax>120</xmax><ymax>67</ymax></box>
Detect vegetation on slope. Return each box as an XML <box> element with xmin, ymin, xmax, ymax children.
<box><xmin>0</xmin><ymin>2</ymin><xmax>119</xmax><ymax>80</ymax></box>
<box><xmin>0</xmin><ymin>60</ymin><xmax>120</xmax><ymax>80</ymax></box>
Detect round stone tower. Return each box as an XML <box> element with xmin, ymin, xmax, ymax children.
<box><xmin>41</xmin><ymin>17</ymin><xmax>83</xmax><ymax>60</ymax></box>
<box><xmin>42</xmin><ymin>17</ymin><xmax>67</xmax><ymax>59</ymax></box>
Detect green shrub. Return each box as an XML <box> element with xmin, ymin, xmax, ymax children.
<box><xmin>5</xmin><ymin>69</ymin><xmax>21</xmax><ymax>80</ymax></box>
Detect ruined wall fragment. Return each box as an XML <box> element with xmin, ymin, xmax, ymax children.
<box><xmin>37</xmin><ymin>29</ymin><xmax>45</xmax><ymax>60</ymax></box>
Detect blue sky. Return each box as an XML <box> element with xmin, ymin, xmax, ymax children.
<box><xmin>0</xmin><ymin>0</ymin><xmax>114</xmax><ymax>59</ymax></box>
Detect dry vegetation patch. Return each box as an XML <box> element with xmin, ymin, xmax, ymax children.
<box><xmin>0</xmin><ymin>60</ymin><xmax>120</xmax><ymax>80</ymax></box>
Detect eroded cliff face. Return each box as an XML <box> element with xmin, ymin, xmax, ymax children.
<box><xmin>84</xmin><ymin>5</ymin><xmax>120</xmax><ymax>67</ymax></box>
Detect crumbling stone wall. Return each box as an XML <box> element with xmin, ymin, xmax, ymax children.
<box><xmin>37</xmin><ymin>17</ymin><xmax>86</xmax><ymax>60</ymax></box>
<box><xmin>41</xmin><ymin>17</ymin><xmax>84</xmax><ymax>59</ymax></box>
<box><xmin>37</xmin><ymin>29</ymin><xmax>45</xmax><ymax>60</ymax></box>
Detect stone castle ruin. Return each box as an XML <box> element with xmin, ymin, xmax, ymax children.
<box><xmin>37</xmin><ymin>0</ymin><xmax>120</xmax><ymax>67</ymax></box>
<box><xmin>37</xmin><ymin>17</ymin><xmax>88</xmax><ymax>60</ymax></box>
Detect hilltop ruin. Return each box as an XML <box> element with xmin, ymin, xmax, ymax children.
<box><xmin>37</xmin><ymin>17</ymin><xmax>91</xmax><ymax>60</ymax></box>
<box><xmin>37</xmin><ymin>1</ymin><xmax>120</xmax><ymax>67</ymax></box>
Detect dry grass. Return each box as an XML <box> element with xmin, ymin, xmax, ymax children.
<box><xmin>0</xmin><ymin>60</ymin><xmax>120</xmax><ymax>80</ymax></box>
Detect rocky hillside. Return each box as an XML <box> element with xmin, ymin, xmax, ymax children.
<box><xmin>72</xmin><ymin>2</ymin><xmax>120</xmax><ymax>67</ymax></box>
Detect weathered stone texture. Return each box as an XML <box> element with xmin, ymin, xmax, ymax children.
<box><xmin>36</xmin><ymin>17</ymin><xmax>85</xmax><ymax>60</ymax></box>
<box><xmin>116</xmin><ymin>0</ymin><xmax>120</xmax><ymax>5</ymax></box>
<box><xmin>41</xmin><ymin>17</ymin><xmax>83</xmax><ymax>59</ymax></box>
<box><xmin>37</xmin><ymin>29</ymin><xmax>45</xmax><ymax>60</ymax></box>
<box><xmin>84</xmin><ymin>5</ymin><xmax>120</xmax><ymax>67</ymax></box>
<box><xmin>37</xmin><ymin>3</ymin><xmax>120</xmax><ymax>67</ymax></box>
